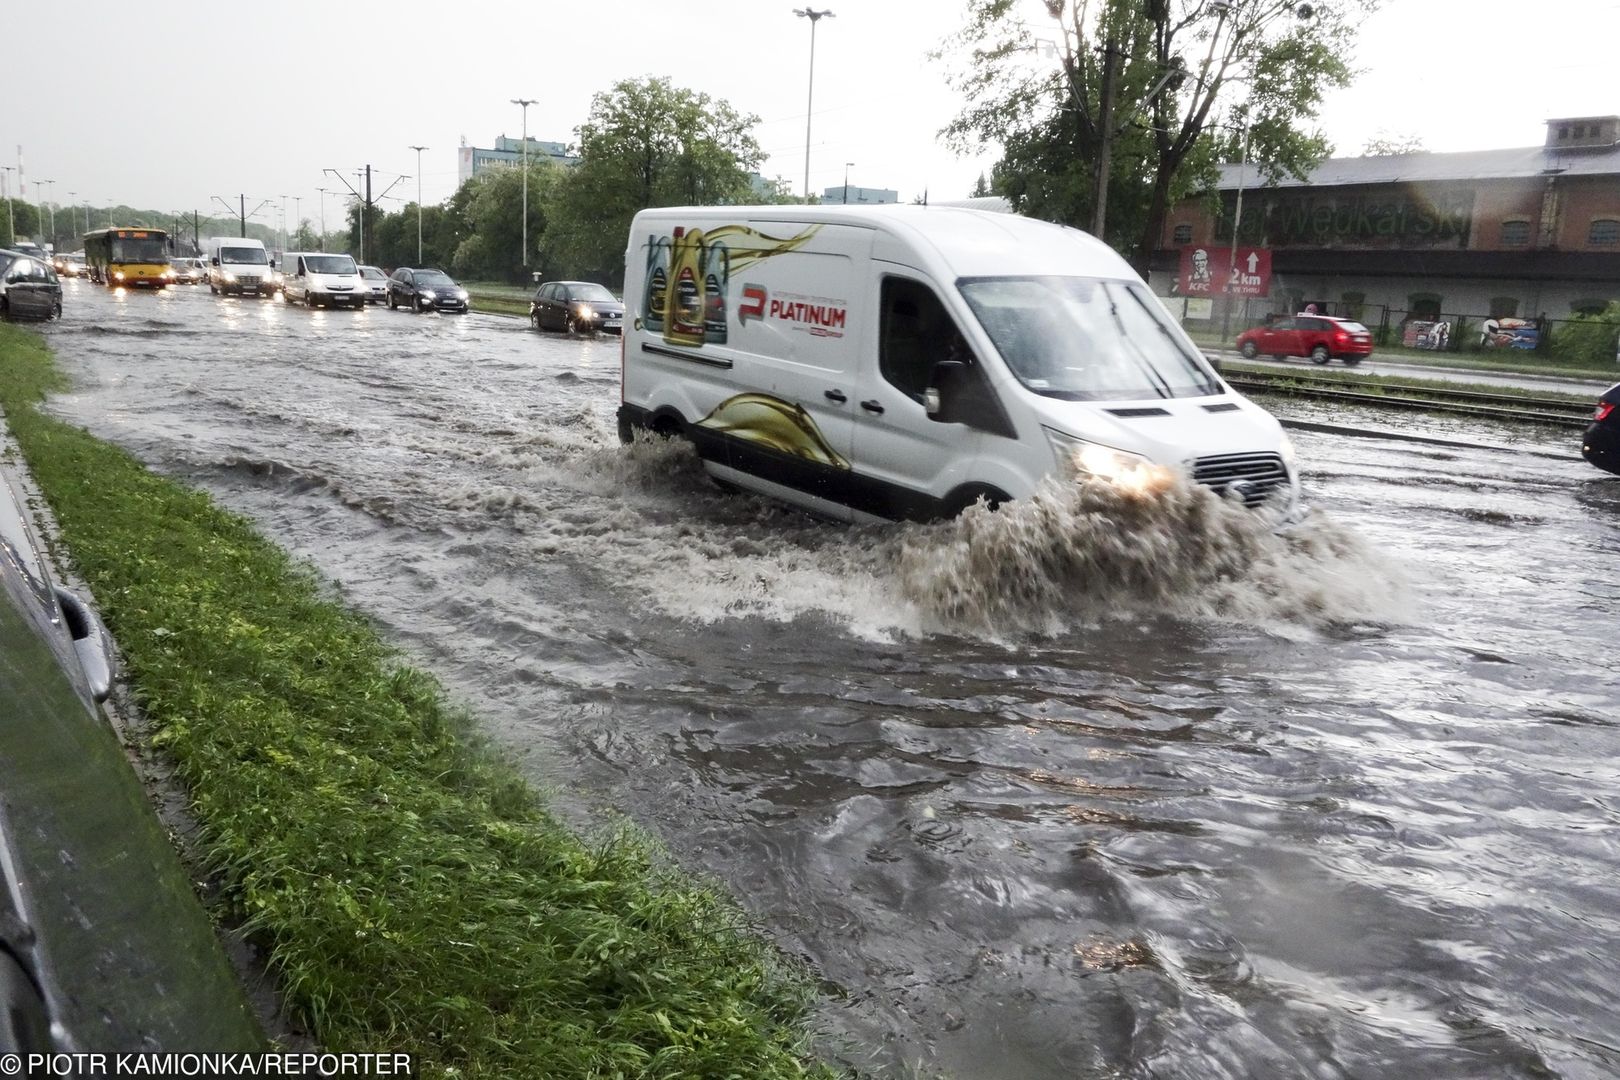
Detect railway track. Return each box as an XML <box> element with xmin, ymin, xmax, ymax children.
<box><xmin>1222</xmin><ymin>368</ymin><xmax>1596</xmax><ymax>429</ymax></box>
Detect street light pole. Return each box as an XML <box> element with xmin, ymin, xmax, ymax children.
<box><xmin>37</xmin><ymin>179</ymin><xmax>54</xmax><ymax>247</ymax></box>
<box><xmin>316</xmin><ymin>188</ymin><xmax>329</xmax><ymax>251</ymax></box>
<box><xmin>1220</xmin><ymin>112</ymin><xmax>1253</xmax><ymax>342</ymax></box>
<box><xmin>794</xmin><ymin>8</ymin><xmax>834</xmax><ymax>202</ymax></box>
<box><xmin>0</xmin><ymin>167</ymin><xmax>15</xmax><ymax>245</ymax></box>
<box><xmin>843</xmin><ymin>162</ymin><xmax>854</xmax><ymax>203</ymax></box>
<box><xmin>408</xmin><ymin>145</ymin><xmax>428</xmax><ymax>264</ymax></box>
<box><xmin>510</xmin><ymin>99</ymin><xmax>536</xmax><ymax>267</ymax></box>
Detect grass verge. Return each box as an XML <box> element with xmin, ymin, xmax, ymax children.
<box><xmin>467</xmin><ymin>293</ymin><xmax>529</xmax><ymax>318</ymax></box>
<box><xmin>0</xmin><ymin>322</ymin><xmax>837</xmax><ymax>1079</ymax></box>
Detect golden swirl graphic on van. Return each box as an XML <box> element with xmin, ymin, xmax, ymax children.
<box><xmin>697</xmin><ymin>393</ymin><xmax>850</xmax><ymax>470</ymax></box>
<box><xmin>643</xmin><ymin>224</ymin><xmax>822</xmax><ymax>348</ymax></box>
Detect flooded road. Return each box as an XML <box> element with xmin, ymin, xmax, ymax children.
<box><xmin>39</xmin><ymin>280</ymin><xmax>1620</xmax><ymax>1079</ymax></box>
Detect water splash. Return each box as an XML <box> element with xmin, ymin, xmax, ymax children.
<box><xmin>896</xmin><ymin>473</ymin><xmax>1409</xmax><ymax>637</ymax></box>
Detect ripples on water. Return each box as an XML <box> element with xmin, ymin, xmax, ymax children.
<box><xmin>39</xmin><ymin>287</ymin><xmax>1620</xmax><ymax>1079</ymax></box>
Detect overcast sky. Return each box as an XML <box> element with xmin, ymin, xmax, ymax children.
<box><xmin>4</xmin><ymin>0</ymin><xmax>1613</xmax><ymax>234</ymax></box>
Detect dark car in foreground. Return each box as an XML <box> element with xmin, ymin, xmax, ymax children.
<box><xmin>0</xmin><ymin>249</ymin><xmax>63</xmax><ymax>321</ymax></box>
<box><xmin>0</xmin><ymin>460</ymin><xmax>263</xmax><ymax>1051</ymax></box>
<box><xmin>1582</xmin><ymin>383</ymin><xmax>1620</xmax><ymax>476</ymax></box>
<box><xmin>1236</xmin><ymin>314</ymin><xmax>1374</xmax><ymax>365</ymax></box>
<box><xmin>530</xmin><ymin>280</ymin><xmax>624</xmax><ymax>334</ymax></box>
<box><xmin>387</xmin><ymin>266</ymin><xmax>469</xmax><ymax>313</ymax></box>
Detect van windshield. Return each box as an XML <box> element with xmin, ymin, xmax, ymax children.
<box><xmin>219</xmin><ymin>247</ymin><xmax>269</xmax><ymax>265</ymax></box>
<box><xmin>305</xmin><ymin>255</ymin><xmax>356</xmax><ymax>275</ymax></box>
<box><xmin>959</xmin><ymin>277</ymin><xmax>1221</xmax><ymax>400</ymax></box>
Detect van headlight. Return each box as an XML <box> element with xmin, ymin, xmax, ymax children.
<box><xmin>223</xmin><ymin>271</ymin><xmax>237</xmax><ymax>283</ymax></box>
<box><xmin>1044</xmin><ymin>428</ymin><xmax>1151</xmax><ymax>482</ymax></box>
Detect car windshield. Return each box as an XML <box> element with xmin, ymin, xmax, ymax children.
<box><xmin>959</xmin><ymin>276</ymin><xmax>1221</xmax><ymax>400</ymax></box>
<box><xmin>111</xmin><ymin>236</ymin><xmax>168</xmax><ymax>263</ymax></box>
<box><xmin>415</xmin><ymin>270</ymin><xmax>454</xmax><ymax>286</ymax></box>
<box><xmin>306</xmin><ymin>255</ymin><xmax>356</xmax><ymax>275</ymax></box>
<box><xmin>567</xmin><ymin>284</ymin><xmax>617</xmax><ymax>303</ymax></box>
<box><xmin>361</xmin><ymin>267</ymin><xmax>386</xmax><ymax>281</ymax></box>
<box><xmin>220</xmin><ymin>247</ymin><xmax>269</xmax><ymax>265</ymax></box>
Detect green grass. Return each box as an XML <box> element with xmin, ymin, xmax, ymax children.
<box><xmin>0</xmin><ymin>323</ymin><xmax>838</xmax><ymax>1079</ymax></box>
<box><xmin>467</xmin><ymin>293</ymin><xmax>529</xmax><ymax>317</ymax></box>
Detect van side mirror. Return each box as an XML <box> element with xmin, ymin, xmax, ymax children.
<box><xmin>925</xmin><ymin>360</ymin><xmax>973</xmax><ymax>423</ymax></box>
<box><xmin>211</xmin><ymin>257</ymin><xmax>220</xmax><ymax>266</ymax></box>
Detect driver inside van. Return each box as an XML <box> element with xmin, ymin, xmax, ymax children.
<box><xmin>881</xmin><ymin>284</ymin><xmax>975</xmax><ymax>403</ymax></box>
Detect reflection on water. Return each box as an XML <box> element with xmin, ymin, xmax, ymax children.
<box><xmin>40</xmin><ymin>286</ymin><xmax>1620</xmax><ymax>1079</ymax></box>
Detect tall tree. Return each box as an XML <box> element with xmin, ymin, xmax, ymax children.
<box><xmin>1362</xmin><ymin>131</ymin><xmax>1425</xmax><ymax>156</ymax></box>
<box><xmin>941</xmin><ymin>0</ymin><xmax>1372</xmax><ymax>270</ymax></box>
<box><xmin>543</xmin><ymin>76</ymin><xmax>765</xmax><ymax>281</ymax></box>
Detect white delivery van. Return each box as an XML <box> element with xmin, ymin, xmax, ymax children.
<box><xmin>280</xmin><ymin>251</ymin><xmax>366</xmax><ymax>309</ymax></box>
<box><xmin>617</xmin><ymin>205</ymin><xmax>1300</xmax><ymax>523</ymax></box>
<box><xmin>203</xmin><ymin>236</ymin><xmax>274</xmax><ymax>297</ymax></box>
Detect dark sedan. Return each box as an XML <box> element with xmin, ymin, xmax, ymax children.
<box><xmin>1582</xmin><ymin>382</ymin><xmax>1620</xmax><ymax>476</ymax></box>
<box><xmin>0</xmin><ymin>250</ymin><xmax>63</xmax><ymax>321</ymax></box>
<box><xmin>530</xmin><ymin>280</ymin><xmax>624</xmax><ymax>335</ymax></box>
<box><xmin>386</xmin><ymin>267</ymin><xmax>469</xmax><ymax>313</ymax></box>
<box><xmin>0</xmin><ymin>460</ymin><xmax>264</xmax><ymax>1051</ymax></box>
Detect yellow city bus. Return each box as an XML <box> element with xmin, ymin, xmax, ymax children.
<box><xmin>83</xmin><ymin>227</ymin><xmax>174</xmax><ymax>288</ymax></box>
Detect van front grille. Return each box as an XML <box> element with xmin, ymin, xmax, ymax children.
<box><xmin>1192</xmin><ymin>452</ymin><xmax>1289</xmax><ymax>506</ymax></box>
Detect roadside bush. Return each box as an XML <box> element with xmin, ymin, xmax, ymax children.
<box><xmin>1551</xmin><ymin>301</ymin><xmax>1620</xmax><ymax>367</ymax></box>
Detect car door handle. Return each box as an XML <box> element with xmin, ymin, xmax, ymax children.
<box><xmin>860</xmin><ymin>399</ymin><xmax>885</xmax><ymax>414</ymax></box>
<box><xmin>824</xmin><ymin>389</ymin><xmax>847</xmax><ymax>403</ymax></box>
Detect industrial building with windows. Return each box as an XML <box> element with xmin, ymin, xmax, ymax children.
<box><xmin>1152</xmin><ymin>115</ymin><xmax>1620</xmax><ymax>340</ymax></box>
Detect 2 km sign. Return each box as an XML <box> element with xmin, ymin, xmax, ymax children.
<box><xmin>1177</xmin><ymin>246</ymin><xmax>1272</xmax><ymax>298</ymax></box>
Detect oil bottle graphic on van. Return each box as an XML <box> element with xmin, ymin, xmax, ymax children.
<box><xmin>640</xmin><ymin>224</ymin><xmax>821</xmax><ymax>347</ymax></box>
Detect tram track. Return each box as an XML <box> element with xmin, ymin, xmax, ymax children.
<box><xmin>1222</xmin><ymin>367</ymin><xmax>1596</xmax><ymax>429</ymax></box>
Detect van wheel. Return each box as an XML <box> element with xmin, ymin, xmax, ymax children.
<box><xmin>1310</xmin><ymin>345</ymin><xmax>1331</xmax><ymax>364</ymax></box>
<box><xmin>1240</xmin><ymin>340</ymin><xmax>1259</xmax><ymax>359</ymax></box>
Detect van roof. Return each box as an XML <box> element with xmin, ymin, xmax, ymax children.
<box><xmin>631</xmin><ymin>204</ymin><xmax>1136</xmax><ymax>281</ymax></box>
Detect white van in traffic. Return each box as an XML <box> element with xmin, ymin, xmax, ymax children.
<box><xmin>280</xmin><ymin>252</ymin><xmax>367</xmax><ymax>309</ymax></box>
<box><xmin>617</xmin><ymin>205</ymin><xmax>1299</xmax><ymax>523</ymax></box>
<box><xmin>204</xmin><ymin>236</ymin><xmax>274</xmax><ymax>297</ymax></box>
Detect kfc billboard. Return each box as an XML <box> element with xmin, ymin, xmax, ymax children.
<box><xmin>1178</xmin><ymin>246</ymin><xmax>1272</xmax><ymax>297</ymax></box>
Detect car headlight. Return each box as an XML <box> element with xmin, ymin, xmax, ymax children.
<box><xmin>457</xmin><ymin>289</ymin><xmax>468</xmax><ymax>300</ymax></box>
<box><xmin>1044</xmin><ymin>427</ymin><xmax>1154</xmax><ymax>482</ymax></box>
<box><xmin>575</xmin><ymin>303</ymin><xmax>594</xmax><ymax>318</ymax></box>
<box><xmin>419</xmin><ymin>289</ymin><xmax>436</xmax><ymax>300</ymax></box>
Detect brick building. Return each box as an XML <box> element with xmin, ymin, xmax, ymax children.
<box><xmin>1151</xmin><ymin>115</ymin><xmax>1620</xmax><ymax>333</ymax></box>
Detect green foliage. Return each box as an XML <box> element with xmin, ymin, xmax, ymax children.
<box><xmin>939</xmin><ymin>0</ymin><xmax>1374</xmax><ymax>266</ymax></box>
<box><xmin>0</xmin><ymin>323</ymin><xmax>839</xmax><ymax>1079</ymax></box>
<box><xmin>542</xmin><ymin>76</ymin><xmax>765</xmax><ymax>282</ymax></box>
<box><xmin>1552</xmin><ymin>301</ymin><xmax>1620</xmax><ymax>366</ymax></box>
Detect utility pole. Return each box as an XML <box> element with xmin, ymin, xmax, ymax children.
<box><xmin>408</xmin><ymin>145</ymin><xmax>428</xmax><ymax>263</ymax></box>
<box><xmin>325</xmin><ymin>166</ymin><xmax>404</xmax><ymax>265</ymax></box>
<box><xmin>0</xmin><ymin>167</ymin><xmax>13</xmax><ymax>245</ymax></box>
<box><xmin>510</xmin><ymin>99</ymin><xmax>536</xmax><ymax>267</ymax></box>
<box><xmin>843</xmin><ymin>162</ymin><xmax>854</xmax><ymax>203</ymax></box>
<box><xmin>316</xmin><ymin>188</ymin><xmax>329</xmax><ymax>251</ymax></box>
<box><xmin>37</xmin><ymin>178</ymin><xmax>54</xmax><ymax>247</ymax></box>
<box><xmin>793</xmin><ymin>8</ymin><xmax>834</xmax><ymax>202</ymax></box>
<box><xmin>211</xmin><ymin>194</ymin><xmax>266</xmax><ymax>238</ymax></box>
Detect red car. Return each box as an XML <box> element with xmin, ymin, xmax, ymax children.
<box><xmin>1236</xmin><ymin>314</ymin><xmax>1374</xmax><ymax>365</ymax></box>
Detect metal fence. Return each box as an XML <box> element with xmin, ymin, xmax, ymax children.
<box><xmin>1167</xmin><ymin>294</ymin><xmax>1600</xmax><ymax>357</ymax></box>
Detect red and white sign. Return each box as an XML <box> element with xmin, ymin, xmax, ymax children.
<box><xmin>1178</xmin><ymin>246</ymin><xmax>1272</xmax><ymax>297</ymax></box>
